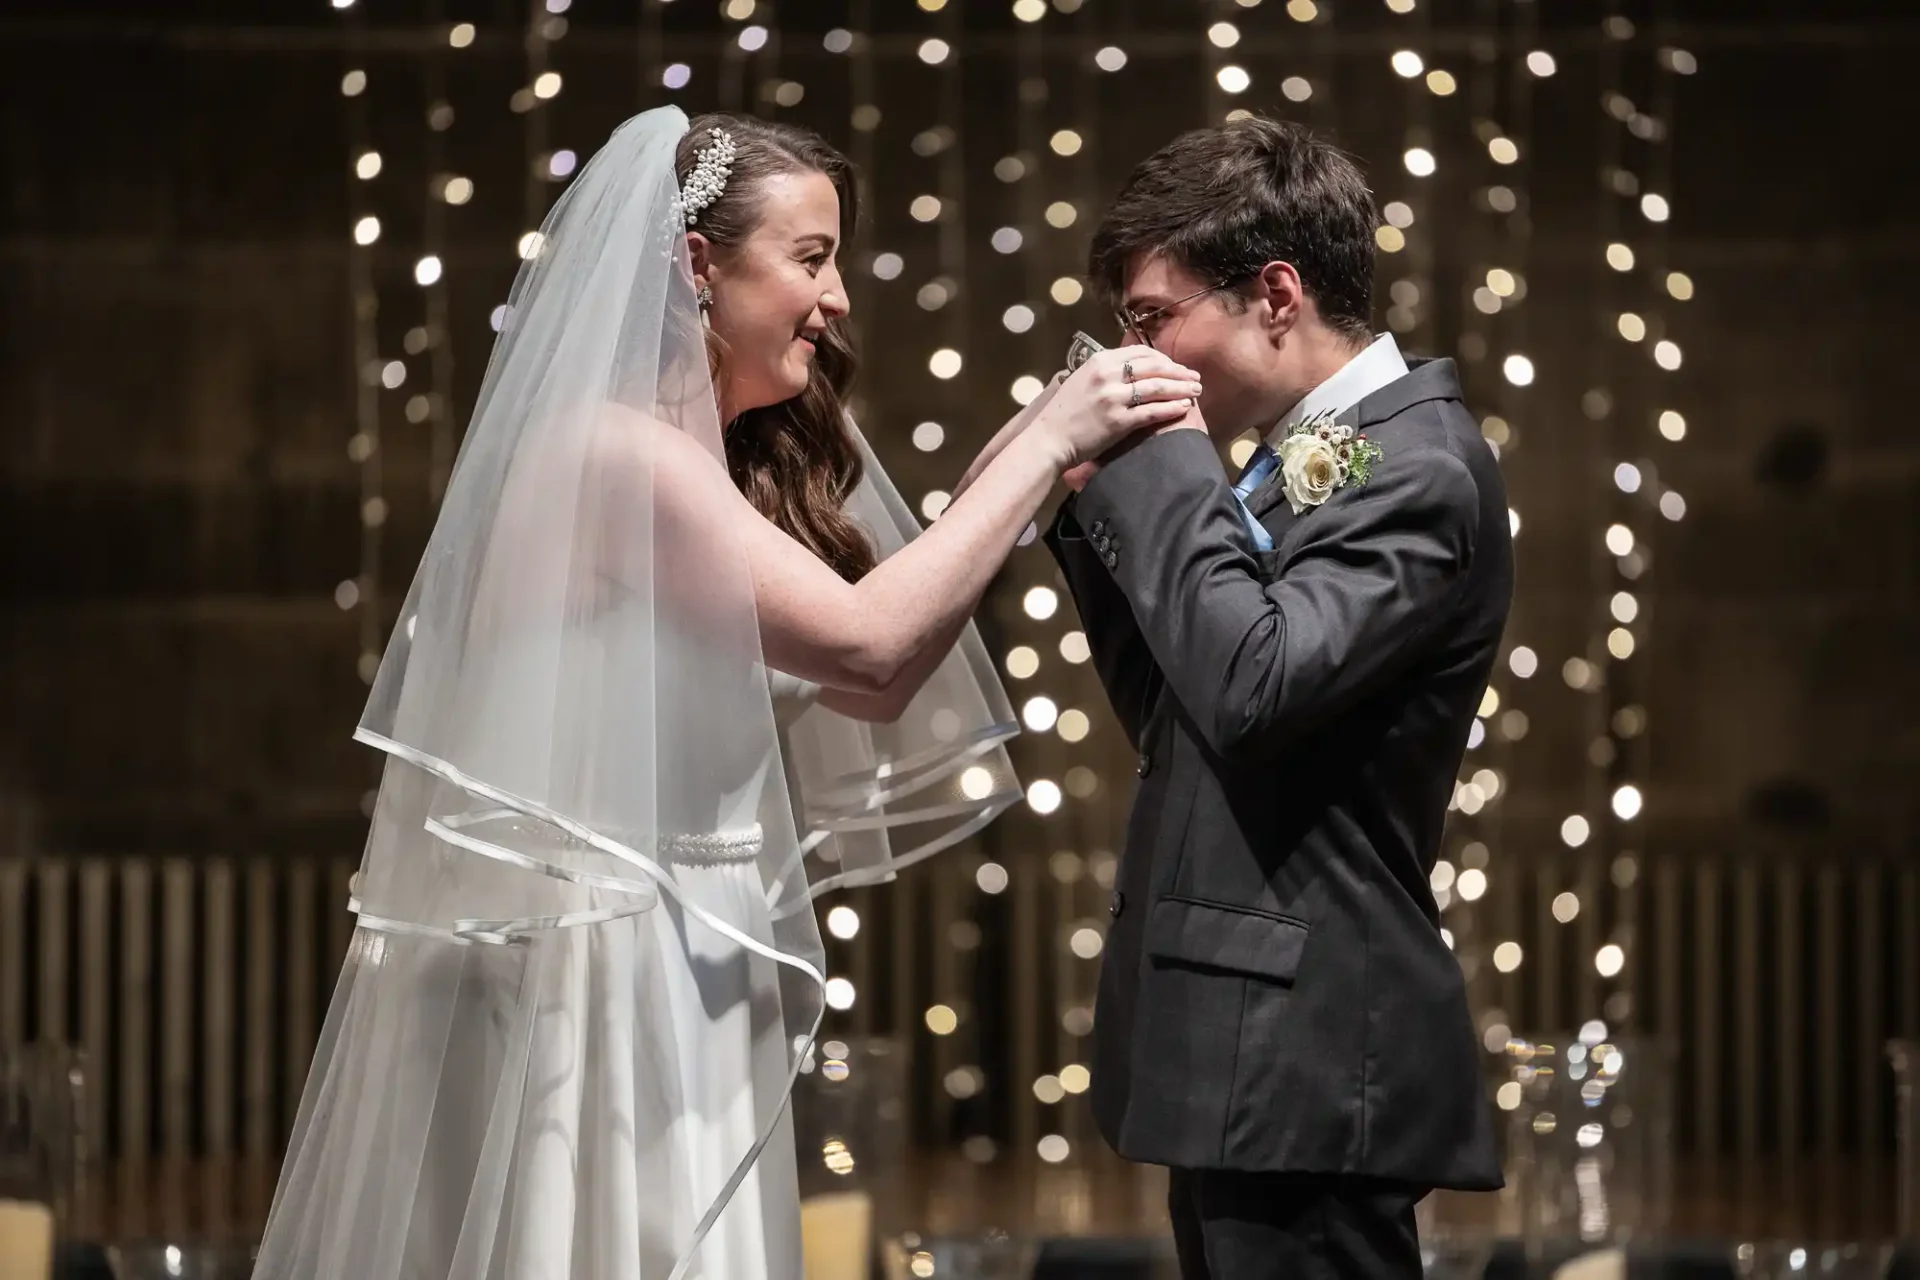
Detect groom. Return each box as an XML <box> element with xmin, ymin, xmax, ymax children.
<box><xmin>1044</xmin><ymin>117</ymin><xmax>1509</xmax><ymax>1277</ymax></box>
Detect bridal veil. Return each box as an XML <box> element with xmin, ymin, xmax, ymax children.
<box><xmin>254</xmin><ymin>106</ymin><xmax>1016</xmax><ymax>1279</ymax></box>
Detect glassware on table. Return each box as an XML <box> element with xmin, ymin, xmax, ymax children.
<box><xmin>1732</xmin><ymin>1241</ymin><xmax>1895</xmax><ymax>1280</ymax></box>
<box><xmin>882</xmin><ymin>1231</ymin><xmax>1035</xmax><ymax>1280</ymax></box>
<box><xmin>104</xmin><ymin>1243</ymin><xmax>257</xmax><ymax>1279</ymax></box>
<box><xmin>1502</xmin><ymin>1032</ymin><xmax>1675</xmax><ymax>1248</ymax></box>
<box><xmin>1893</xmin><ymin>1040</ymin><xmax>1918</xmax><ymax>1242</ymax></box>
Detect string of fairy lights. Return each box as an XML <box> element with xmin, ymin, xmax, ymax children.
<box><xmin>1589</xmin><ymin>0</ymin><xmax>1696</xmax><ymax>1036</ymax></box>
<box><xmin>1483</xmin><ymin>0</ymin><xmax>1540</xmax><ymax>1043</ymax></box>
<box><xmin>1030</xmin><ymin>0</ymin><xmax>1107</xmax><ymax>1172</ymax></box>
<box><xmin>989</xmin><ymin>0</ymin><xmax>1055</xmax><ymax>1167</ymax></box>
<box><xmin>334</xmin><ymin>1</ymin><xmax>385</xmax><ymax>716</ymax></box>
<box><xmin>1394</xmin><ymin>0</ymin><xmax>1540</xmax><ymax>1062</ymax></box>
<box><xmin>1390</xmin><ymin>0</ymin><xmax>1437</xmax><ymax>352</ymax></box>
<box><xmin>925</xmin><ymin>0</ymin><xmax>980</xmax><ymax>1157</ymax></box>
<box><xmin>1048</xmin><ymin>0</ymin><xmax>1109</xmax><ymax>1173</ymax></box>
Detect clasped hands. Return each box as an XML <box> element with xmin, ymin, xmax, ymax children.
<box><xmin>1016</xmin><ymin>347</ymin><xmax>1206</xmax><ymax>493</ymax></box>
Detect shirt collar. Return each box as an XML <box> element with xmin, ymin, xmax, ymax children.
<box><xmin>1264</xmin><ymin>333</ymin><xmax>1409</xmax><ymax>447</ymax></box>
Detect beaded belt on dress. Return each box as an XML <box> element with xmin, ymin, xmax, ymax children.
<box><xmin>349</xmin><ymin>809</ymin><xmax>764</xmax><ymax>945</ymax></box>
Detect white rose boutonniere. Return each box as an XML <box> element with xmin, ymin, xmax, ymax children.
<box><xmin>1274</xmin><ymin>409</ymin><xmax>1385</xmax><ymax>514</ymax></box>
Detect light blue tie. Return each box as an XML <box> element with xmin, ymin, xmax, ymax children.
<box><xmin>1232</xmin><ymin>444</ymin><xmax>1278</xmax><ymax>552</ymax></box>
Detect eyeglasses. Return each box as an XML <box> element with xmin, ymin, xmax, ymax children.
<box><xmin>1114</xmin><ymin>276</ymin><xmax>1248</xmax><ymax>348</ymax></box>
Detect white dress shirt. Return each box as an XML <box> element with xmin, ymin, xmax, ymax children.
<box><xmin>1262</xmin><ymin>332</ymin><xmax>1410</xmax><ymax>449</ymax></box>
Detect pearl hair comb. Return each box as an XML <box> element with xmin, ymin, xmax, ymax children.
<box><xmin>674</xmin><ymin>128</ymin><xmax>737</xmax><ymax>227</ymax></box>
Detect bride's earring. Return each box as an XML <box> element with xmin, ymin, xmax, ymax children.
<box><xmin>698</xmin><ymin>283</ymin><xmax>714</xmax><ymax>329</ymax></box>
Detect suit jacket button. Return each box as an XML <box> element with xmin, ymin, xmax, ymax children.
<box><xmin>1110</xmin><ymin>891</ymin><xmax>1125</xmax><ymax>918</ymax></box>
<box><xmin>1090</xmin><ymin>518</ymin><xmax>1107</xmax><ymax>535</ymax></box>
<box><xmin>1103</xmin><ymin>550</ymin><xmax>1118</xmax><ymax>569</ymax></box>
<box><xmin>1136</xmin><ymin>752</ymin><xmax>1151</xmax><ymax>777</ymax></box>
<box><xmin>1094</xmin><ymin>534</ymin><xmax>1110</xmax><ymax>552</ymax></box>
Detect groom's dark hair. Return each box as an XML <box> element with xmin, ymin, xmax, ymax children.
<box><xmin>1088</xmin><ymin>116</ymin><xmax>1377</xmax><ymax>344</ymax></box>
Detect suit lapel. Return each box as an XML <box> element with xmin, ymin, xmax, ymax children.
<box><xmin>1354</xmin><ymin>356</ymin><xmax>1462</xmax><ymax>429</ymax></box>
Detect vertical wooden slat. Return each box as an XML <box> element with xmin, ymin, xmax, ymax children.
<box><xmin>1065</xmin><ymin>850</ymin><xmax>1099</xmax><ymax>1151</ymax></box>
<box><xmin>1050</xmin><ymin>850</ymin><xmax>1081</xmax><ymax>1151</ymax></box>
<box><xmin>1900</xmin><ymin>867</ymin><xmax>1920</xmax><ymax>1040</ymax></box>
<box><xmin>1618</xmin><ymin>854</ymin><xmax>1642</xmax><ymax>1048</ymax></box>
<box><xmin>1010</xmin><ymin>842</ymin><xmax>1041</xmax><ymax>1158</ymax></box>
<box><xmin>203</xmin><ymin>858</ymin><xmax>236</xmax><ymax>1158</ymax></box>
<box><xmin>1574</xmin><ymin>853</ymin><xmax>1602</xmax><ymax>1025</ymax></box>
<box><xmin>204</xmin><ymin>848</ymin><xmax>236</xmax><ymax>1244</ymax></box>
<box><xmin>930</xmin><ymin>856</ymin><xmax>960</xmax><ymax>1134</ymax></box>
<box><xmin>119</xmin><ymin>859</ymin><xmax>153</xmax><ymax>1164</ymax></box>
<box><xmin>160</xmin><ymin>858</ymin><xmax>195</xmax><ymax>1158</ymax></box>
<box><xmin>847</xmin><ymin>886</ymin><xmax>875</xmax><ymax>1039</ymax></box>
<box><xmin>1496</xmin><ymin>844</ymin><xmax>1522</xmax><ymax>1035</ymax></box>
<box><xmin>1692</xmin><ymin>862</ymin><xmax>1721</xmax><ymax>1158</ymax></box>
<box><xmin>78</xmin><ymin>860</ymin><xmax>112</xmax><ymax>1160</ymax></box>
<box><xmin>887</xmin><ymin>860</ymin><xmax>916</xmax><ymax>1128</ymax></box>
<box><xmin>1856</xmin><ymin>864</ymin><xmax>1883</xmax><ymax>1168</ymax></box>
<box><xmin>1776</xmin><ymin>864</ymin><xmax>1804</xmax><ymax>1166</ymax></box>
<box><xmin>243</xmin><ymin>861</ymin><xmax>276</xmax><ymax>1157</ymax></box>
<box><xmin>328</xmin><ymin>860</ymin><xmax>356</xmax><ymax>972</ymax></box>
<box><xmin>1535</xmin><ymin>859</ymin><xmax>1560</xmax><ymax>1033</ymax></box>
<box><xmin>37</xmin><ymin>860</ymin><xmax>71</xmax><ymax>1044</ymax></box>
<box><xmin>1654</xmin><ymin>860</ymin><xmax>1682</xmax><ymax>1056</ymax></box>
<box><xmin>1734</xmin><ymin>860</ymin><xmax>1762</xmax><ymax>1160</ymax></box>
<box><xmin>285</xmin><ymin>861</ymin><xmax>319</xmax><ymax>1136</ymax></box>
<box><xmin>0</xmin><ymin>860</ymin><xmax>26</xmax><ymax>1046</ymax></box>
<box><xmin>1815</xmin><ymin>864</ymin><xmax>1842</xmax><ymax>1159</ymax></box>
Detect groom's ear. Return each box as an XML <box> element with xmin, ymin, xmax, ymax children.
<box><xmin>1254</xmin><ymin>260</ymin><xmax>1307</xmax><ymax>342</ymax></box>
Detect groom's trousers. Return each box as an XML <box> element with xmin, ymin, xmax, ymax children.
<box><xmin>1166</xmin><ymin>1168</ymin><xmax>1426</xmax><ymax>1280</ymax></box>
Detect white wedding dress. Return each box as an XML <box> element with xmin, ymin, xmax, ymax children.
<box><xmin>649</xmin><ymin>671</ymin><xmax>822</xmax><ymax>1279</ymax></box>
<box><xmin>478</xmin><ymin>670</ymin><xmax>829</xmax><ymax>1280</ymax></box>
<box><xmin>257</xmin><ymin>668</ymin><xmax>823</xmax><ymax>1280</ymax></box>
<box><xmin>253</xmin><ymin>106</ymin><xmax>1019</xmax><ymax>1280</ymax></box>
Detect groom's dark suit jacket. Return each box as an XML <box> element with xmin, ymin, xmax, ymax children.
<box><xmin>1044</xmin><ymin>357</ymin><xmax>1507</xmax><ymax>1190</ymax></box>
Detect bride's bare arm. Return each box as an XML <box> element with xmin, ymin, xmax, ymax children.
<box><xmin>810</xmin><ymin>371</ymin><xmax>1065</xmax><ymax>722</ymax></box>
<box><xmin>609</xmin><ymin>346</ymin><xmax>1197</xmax><ymax>699</ymax></box>
<box><xmin>597</xmin><ymin>410</ymin><xmax>1056</xmax><ymax>696</ymax></box>
<box><xmin>748</xmin><ymin>426</ymin><xmax>1062</xmax><ymax>695</ymax></box>
<box><xmin>810</xmin><ymin>614</ymin><xmax>966</xmax><ymax>722</ymax></box>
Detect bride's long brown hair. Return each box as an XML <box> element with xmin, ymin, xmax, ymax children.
<box><xmin>677</xmin><ymin>114</ymin><xmax>876</xmax><ymax>583</ymax></box>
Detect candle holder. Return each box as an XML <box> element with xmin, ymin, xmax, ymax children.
<box><xmin>0</xmin><ymin>1046</ymin><xmax>59</xmax><ymax>1280</ymax></box>
<box><xmin>792</xmin><ymin>1035</ymin><xmax>909</xmax><ymax>1279</ymax></box>
<box><xmin>1503</xmin><ymin>1032</ymin><xmax>1675</xmax><ymax>1248</ymax></box>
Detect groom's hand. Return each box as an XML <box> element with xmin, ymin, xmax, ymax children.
<box><xmin>1157</xmin><ymin>401</ymin><xmax>1209</xmax><ymax>437</ymax></box>
<box><xmin>1062</xmin><ymin>403</ymin><xmax>1209</xmax><ymax>491</ymax></box>
<box><xmin>1029</xmin><ymin>347</ymin><xmax>1201</xmax><ymax>472</ymax></box>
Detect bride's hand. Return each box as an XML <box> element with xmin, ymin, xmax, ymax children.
<box><xmin>1027</xmin><ymin>347</ymin><xmax>1201</xmax><ymax>472</ymax></box>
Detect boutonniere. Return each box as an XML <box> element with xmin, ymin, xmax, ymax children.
<box><xmin>1274</xmin><ymin>409</ymin><xmax>1384</xmax><ymax>514</ymax></box>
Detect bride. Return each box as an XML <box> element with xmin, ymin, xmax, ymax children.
<box><xmin>253</xmin><ymin>107</ymin><xmax>1200</xmax><ymax>1279</ymax></box>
